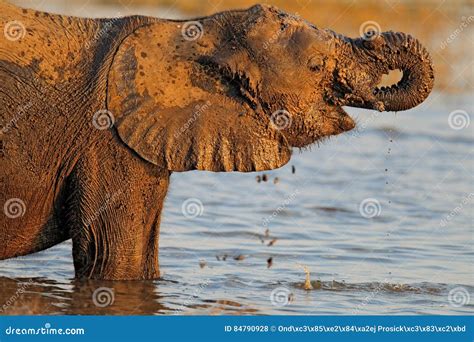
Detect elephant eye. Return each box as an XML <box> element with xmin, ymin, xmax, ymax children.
<box><xmin>308</xmin><ymin>55</ymin><xmax>324</xmax><ymax>72</ymax></box>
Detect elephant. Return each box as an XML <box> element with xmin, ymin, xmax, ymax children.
<box><xmin>0</xmin><ymin>2</ymin><xmax>434</xmax><ymax>280</ymax></box>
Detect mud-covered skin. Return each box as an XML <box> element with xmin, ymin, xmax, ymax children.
<box><xmin>1</xmin><ymin>2</ymin><xmax>161</xmax><ymax>279</ymax></box>
<box><xmin>0</xmin><ymin>3</ymin><xmax>434</xmax><ymax>279</ymax></box>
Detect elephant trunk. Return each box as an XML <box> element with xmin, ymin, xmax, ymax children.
<box><xmin>373</xmin><ymin>32</ymin><xmax>434</xmax><ymax>111</ymax></box>
<box><xmin>343</xmin><ymin>31</ymin><xmax>434</xmax><ymax>112</ymax></box>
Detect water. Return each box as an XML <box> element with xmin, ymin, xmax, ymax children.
<box><xmin>1</xmin><ymin>92</ymin><xmax>472</xmax><ymax>315</ymax></box>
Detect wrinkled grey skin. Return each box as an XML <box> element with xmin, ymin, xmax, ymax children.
<box><xmin>0</xmin><ymin>3</ymin><xmax>433</xmax><ymax>280</ymax></box>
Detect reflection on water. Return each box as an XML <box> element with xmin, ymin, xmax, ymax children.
<box><xmin>1</xmin><ymin>93</ymin><xmax>472</xmax><ymax>315</ymax></box>
<box><xmin>0</xmin><ymin>277</ymin><xmax>167</xmax><ymax>315</ymax></box>
<box><xmin>1</xmin><ymin>276</ymin><xmax>473</xmax><ymax>315</ymax></box>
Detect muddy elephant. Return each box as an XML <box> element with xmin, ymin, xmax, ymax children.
<box><xmin>0</xmin><ymin>2</ymin><xmax>434</xmax><ymax>279</ymax></box>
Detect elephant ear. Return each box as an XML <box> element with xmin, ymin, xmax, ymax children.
<box><xmin>107</xmin><ymin>21</ymin><xmax>291</xmax><ymax>172</ymax></box>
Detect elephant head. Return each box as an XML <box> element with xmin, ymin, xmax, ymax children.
<box><xmin>107</xmin><ymin>5</ymin><xmax>434</xmax><ymax>171</ymax></box>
